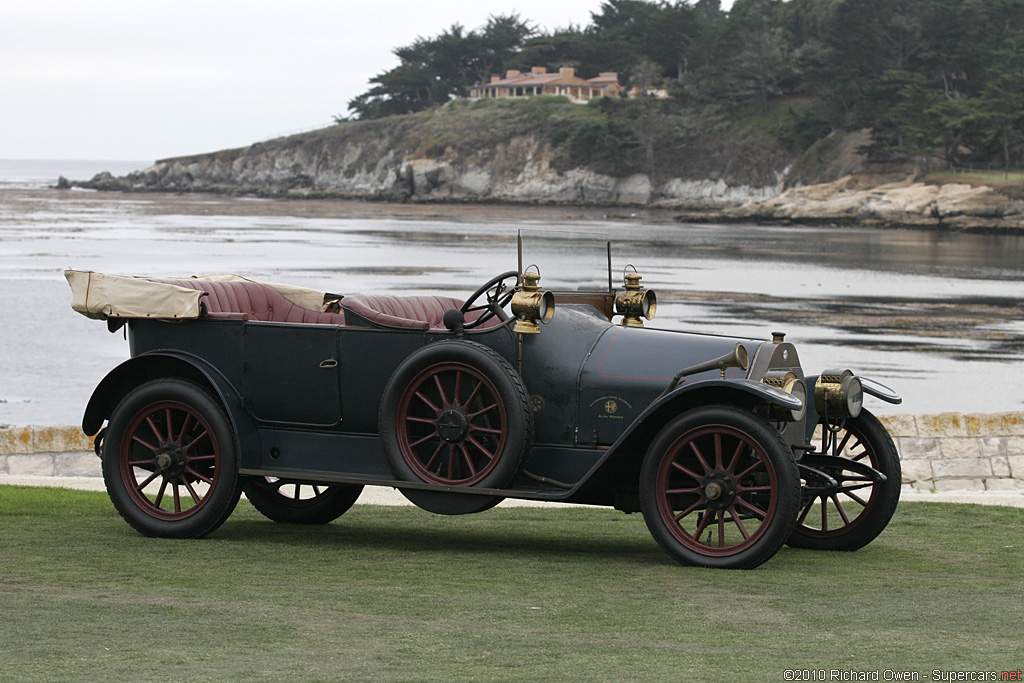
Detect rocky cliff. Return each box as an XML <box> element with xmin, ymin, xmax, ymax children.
<box><xmin>82</xmin><ymin>131</ymin><xmax>781</xmax><ymax>208</ymax></box>
<box><xmin>77</xmin><ymin>98</ymin><xmax>792</xmax><ymax>207</ymax></box>
<box><xmin>76</xmin><ymin>100</ymin><xmax>1024</xmax><ymax>229</ymax></box>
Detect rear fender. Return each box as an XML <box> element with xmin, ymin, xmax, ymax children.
<box><xmin>82</xmin><ymin>353</ymin><xmax>259</xmax><ymax>468</ymax></box>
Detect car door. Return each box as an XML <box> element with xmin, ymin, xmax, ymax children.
<box><xmin>242</xmin><ymin>322</ymin><xmax>342</xmax><ymax>427</ymax></box>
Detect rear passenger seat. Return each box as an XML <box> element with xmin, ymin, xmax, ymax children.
<box><xmin>150</xmin><ymin>279</ymin><xmax>345</xmax><ymax>325</ymax></box>
<box><xmin>150</xmin><ymin>279</ymin><xmax>501</xmax><ymax>330</ymax></box>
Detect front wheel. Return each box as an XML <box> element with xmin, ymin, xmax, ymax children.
<box><xmin>787</xmin><ymin>409</ymin><xmax>901</xmax><ymax>551</ymax></box>
<box><xmin>243</xmin><ymin>478</ymin><xmax>363</xmax><ymax>524</ymax></box>
<box><xmin>102</xmin><ymin>379</ymin><xmax>242</xmax><ymax>538</ymax></box>
<box><xmin>639</xmin><ymin>405</ymin><xmax>801</xmax><ymax>569</ymax></box>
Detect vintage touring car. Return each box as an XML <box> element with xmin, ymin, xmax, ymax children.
<box><xmin>67</xmin><ymin>231</ymin><xmax>902</xmax><ymax>569</ymax></box>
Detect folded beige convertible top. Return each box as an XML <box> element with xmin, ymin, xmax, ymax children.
<box><xmin>64</xmin><ymin>270</ymin><xmax>330</xmax><ymax>320</ymax></box>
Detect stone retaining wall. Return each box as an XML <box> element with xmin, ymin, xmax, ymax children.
<box><xmin>0</xmin><ymin>426</ymin><xmax>98</xmax><ymax>477</ymax></box>
<box><xmin>878</xmin><ymin>412</ymin><xmax>1024</xmax><ymax>492</ymax></box>
<box><xmin>2</xmin><ymin>415</ymin><xmax>1023</xmax><ymax>492</ymax></box>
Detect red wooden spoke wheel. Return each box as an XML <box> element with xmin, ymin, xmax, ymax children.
<box><xmin>103</xmin><ymin>379</ymin><xmax>241</xmax><ymax>538</ymax></box>
<box><xmin>788</xmin><ymin>409</ymin><xmax>901</xmax><ymax>551</ymax></box>
<box><xmin>118</xmin><ymin>400</ymin><xmax>221</xmax><ymax>520</ymax></box>
<box><xmin>641</xmin><ymin>405</ymin><xmax>800</xmax><ymax>569</ymax></box>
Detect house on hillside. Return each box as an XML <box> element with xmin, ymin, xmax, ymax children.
<box><xmin>469</xmin><ymin>67</ymin><xmax>621</xmax><ymax>103</ymax></box>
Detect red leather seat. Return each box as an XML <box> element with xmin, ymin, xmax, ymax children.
<box><xmin>150</xmin><ymin>279</ymin><xmax>345</xmax><ymax>325</ymax></box>
<box><xmin>147</xmin><ymin>279</ymin><xmax>501</xmax><ymax>330</ymax></box>
<box><xmin>341</xmin><ymin>294</ymin><xmax>501</xmax><ymax>330</ymax></box>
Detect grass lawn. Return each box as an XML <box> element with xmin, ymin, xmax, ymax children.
<box><xmin>1</xmin><ymin>485</ymin><xmax>1022</xmax><ymax>682</ymax></box>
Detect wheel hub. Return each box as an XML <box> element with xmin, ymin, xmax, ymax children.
<box><xmin>436</xmin><ymin>408</ymin><xmax>469</xmax><ymax>442</ymax></box>
<box><xmin>701</xmin><ymin>472</ymin><xmax>736</xmax><ymax>510</ymax></box>
<box><xmin>154</xmin><ymin>445</ymin><xmax>187</xmax><ymax>478</ymax></box>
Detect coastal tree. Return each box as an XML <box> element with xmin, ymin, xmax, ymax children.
<box><xmin>341</xmin><ymin>0</ymin><xmax>1024</xmax><ymax>172</ymax></box>
<box><xmin>511</xmin><ymin>26</ymin><xmax>591</xmax><ymax>74</ymax></box>
<box><xmin>586</xmin><ymin>1</ymin><xmax>696</xmax><ymax>80</ymax></box>
<box><xmin>346</xmin><ymin>14</ymin><xmax>534</xmax><ymax>120</ymax></box>
<box><xmin>980</xmin><ymin>72</ymin><xmax>1024</xmax><ymax>169</ymax></box>
<box><xmin>722</xmin><ymin>0</ymin><xmax>795</xmax><ymax>104</ymax></box>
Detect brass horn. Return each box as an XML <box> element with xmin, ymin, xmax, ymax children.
<box><xmin>657</xmin><ymin>343</ymin><xmax>750</xmax><ymax>400</ymax></box>
<box><xmin>674</xmin><ymin>343</ymin><xmax>750</xmax><ymax>381</ymax></box>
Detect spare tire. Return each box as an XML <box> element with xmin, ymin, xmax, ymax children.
<box><xmin>379</xmin><ymin>340</ymin><xmax>532</xmax><ymax>492</ymax></box>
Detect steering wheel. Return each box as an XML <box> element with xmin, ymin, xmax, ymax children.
<box><xmin>460</xmin><ymin>270</ymin><xmax>519</xmax><ymax>330</ymax></box>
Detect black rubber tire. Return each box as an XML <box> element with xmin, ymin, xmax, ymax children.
<box><xmin>379</xmin><ymin>340</ymin><xmax>532</xmax><ymax>497</ymax></box>
<box><xmin>639</xmin><ymin>405</ymin><xmax>801</xmax><ymax>569</ymax></box>
<box><xmin>787</xmin><ymin>409</ymin><xmax>901</xmax><ymax>551</ymax></box>
<box><xmin>243</xmin><ymin>478</ymin><xmax>364</xmax><ymax>524</ymax></box>
<box><xmin>102</xmin><ymin>379</ymin><xmax>242</xmax><ymax>538</ymax></box>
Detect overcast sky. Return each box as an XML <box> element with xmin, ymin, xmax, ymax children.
<box><xmin>1</xmin><ymin>1</ymin><xmax>732</xmax><ymax>162</ymax></box>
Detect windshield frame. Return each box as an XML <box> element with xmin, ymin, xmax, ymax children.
<box><xmin>516</xmin><ymin>229</ymin><xmax>616</xmax><ymax>320</ymax></box>
<box><xmin>516</xmin><ymin>229</ymin><xmax>613</xmax><ymax>294</ymax></box>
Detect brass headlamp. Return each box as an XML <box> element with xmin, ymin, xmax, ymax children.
<box><xmin>814</xmin><ymin>369</ymin><xmax>863</xmax><ymax>419</ymax></box>
<box><xmin>615</xmin><ymin>267</ymin><xmax>657</xmax><ymax>327</ymax></box>
<box><xmin>510</xmin><ymin>269</ymin><xmax>554</xmax><ymax>334</ymax></box>
<box><xmin>762</xmin><ymin>370</ymin><xmax>807</xmax><ymax>422</ymax></box>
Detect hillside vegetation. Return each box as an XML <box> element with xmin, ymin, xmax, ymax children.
<box><xmin>351</xmin><ymin>0</ymin><xmax>1024</xmax><ymax>175</ymax></box>
<box><xmin>356</xmin><ymin>95</ymin><xmax>796</xmax><ymax>187</ymax></box>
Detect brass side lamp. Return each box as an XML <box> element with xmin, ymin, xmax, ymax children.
<box><xmin>614</xmin><ymin>266</ymin><xmax>657</xmax><ymax>327</ymax></box>
<box><xmin>762</xmin><ymin>369</ymin><xmax>807</xmax><ymax>422</ymax></box>
<box><xmin>511</xmin><ymin>269</ymin><xmax>555</xmax><ymax>334</ymax></box>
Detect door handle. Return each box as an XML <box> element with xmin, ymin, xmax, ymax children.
<box><xmin>319</xmin><ymin>358</ymin><xmax>338</xmax><ymax>369</ymax></box>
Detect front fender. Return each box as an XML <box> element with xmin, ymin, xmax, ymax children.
<box><xmin>603</xmin><ymin>378</ymin><xmax>803</xmax><ymax>462</ymax></box>
<box><xmin>82</xmin><ymin>352</ymin><xmax>259</xmax><ymax>468</ymax></box>
<box><xmin>551</xmin><ymin>378</ymin><xmax>806</xmax><ymax>504</ymax></box>
<box><xmin>643</xmin><ymin>378</ymin><xmax>804</xmax><ymax>420</ymax></box>
<box><xmin>860</xmin><ymin>376</ymin><xmax>902</xmax><ymax>405</ymax></box>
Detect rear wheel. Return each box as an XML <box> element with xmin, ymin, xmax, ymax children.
<box><xmin>787</xmin><ymin>410</ymin><xmax>901</xmax><ymax>551</ymax></box>
<box><xmin>102</xmin><ymin>379</ymin><xmax>241</xmax><ymax>538</ymax></box>
<box><xmin>640</xmin><ymin>405</ymin><xmax>800</xmax><ymax>569</ymax></box>
<box><xmin>243</xmin><ymin>478</ymin><xmax>363</xmax><ymax>524</ymax></box>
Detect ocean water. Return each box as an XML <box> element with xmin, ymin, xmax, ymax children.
<box><xmin>0</xmin><ymin>159</ymin><xmax>151</xmax><ymax>190</ymax></box>
<box><xmin>2</xmin><ymin>159</ymin><xmax>1023</xmax><ymax>426</ymax></box>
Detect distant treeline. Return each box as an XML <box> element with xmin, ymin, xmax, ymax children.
<box><xmin>346</xmin><ymin>0</ymin><xmax>1024</xmax><ymax>171</ymax></box>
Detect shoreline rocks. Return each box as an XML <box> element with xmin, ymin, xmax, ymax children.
<box><xmin>719</xmin><ymin>176</ymin><xmax>1024</xmax><ymax>231</ymax></box>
